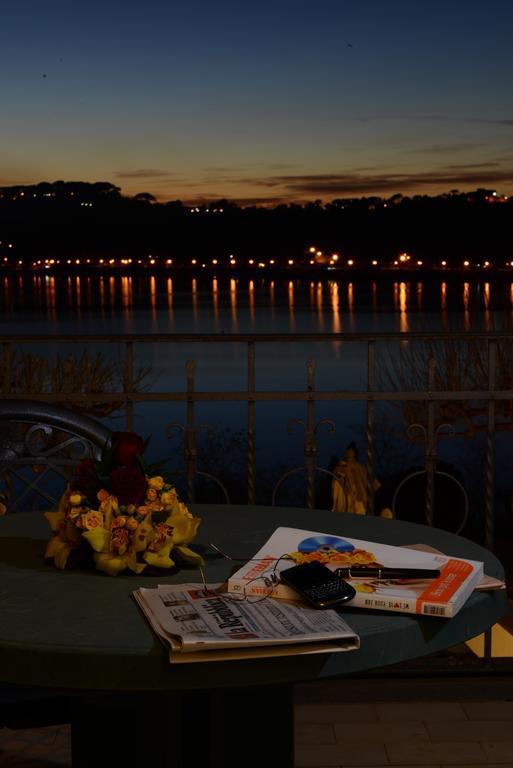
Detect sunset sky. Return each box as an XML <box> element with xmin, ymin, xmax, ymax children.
<box><xmin>2</xmin><ymin>0</ymin><xmax>513</xmax><ymax>204</ymax></box>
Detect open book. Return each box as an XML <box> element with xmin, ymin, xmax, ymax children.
<box><xmin>134</xmin><ymin>582</ymin><xmax>359</xmax><ymax>663</ymax></box>
<box><xmin>227</xmin><ymin>527</ymin><xmax>486</xmax><ymax>619</ymax></box>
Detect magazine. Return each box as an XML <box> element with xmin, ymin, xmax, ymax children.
<box><xmin>226</xmin><ymin>527</ymin><xmax>485</xmax><ymax>618</ymax></box>
<box><xmin>133</xmin><ymin>582</ymin><xmax>360</xmax><ymax>663</ymax></box>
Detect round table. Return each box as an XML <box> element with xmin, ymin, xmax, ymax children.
<box><xmin>0</xmin><ymin>505</ymin><xmax>506</xmax><ymax>768</ymax></box>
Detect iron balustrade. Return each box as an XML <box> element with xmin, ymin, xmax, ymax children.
<box><xmin>1</xmin><ymin>331</ymin><xmax>512</xmax><ymax>550</ymax></box>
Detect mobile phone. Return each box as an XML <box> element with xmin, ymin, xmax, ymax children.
<box><xmin>279</xmin><ymin>561</ymin><xmax>356</xmax><ymax>609</ymax></box>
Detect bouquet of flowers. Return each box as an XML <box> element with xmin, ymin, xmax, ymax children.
<box><xmin>44</xmin><ymin>431</ymin><xmax>203</xmax><ymax>577</ymax></box>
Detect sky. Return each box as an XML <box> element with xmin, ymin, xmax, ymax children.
<box><xmin>1</xmin><ymin>0</ymin><xmax>513</xmax><ymax>204</ymax></box>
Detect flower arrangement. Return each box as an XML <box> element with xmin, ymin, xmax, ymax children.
<box><xmin>44</xmin><ymin>431</ymin><xmax>203</xmax><ymax>577</ymax></box>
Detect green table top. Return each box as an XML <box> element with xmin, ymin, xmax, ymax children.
<box><xmin>0</xmin><ymin>506</ymin><xmax>506</xmax><ymax>692</ymax></box>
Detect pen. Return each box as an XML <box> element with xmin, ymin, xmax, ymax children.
<box><xmin>335</xmin><ymin>567</ymin><xmax>441</xmax><ymax>580</ymax></box>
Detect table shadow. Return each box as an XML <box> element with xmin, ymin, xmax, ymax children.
<box><xmin>0</xmin><ymin>536</ymin><xmax>54</xmax><ymax>572</ymax></box>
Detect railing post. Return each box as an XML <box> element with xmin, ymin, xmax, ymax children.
<box><xmin>247</xmin><ymin>341</ymin><xmax>256</xmax><ymax>504</ymax></box>
<box><xmin>425</xmin><ymin>357</ymin><xmax>437</xmax><ymax>527</ymax></box>
<box><xmin>366</xmin><ymin>340</ymin><xmax>375</xmax><ymax>515</ymax></box>
<box><xmin>124</xmin><ymin>340</ymin><xmax>135</xmax><ymax>431</ymax></box>
<box><xmin>2</xmin><ymin>342</ymin><xmax>12</xmax><ymax>394</ymax></box>
<box><xmin>185</xmin><ymin>360</ymin><xmax>197</xmax><ymax>503</ymax></box>
<box><xmin>485</xmin><ymin>338</ymin><xmax>496</xmax><ymax>552</ymax></box>
<box><xmin>305</xmin><ymin>360</ymin><xmax>316</xmax><ymax>509</ymax></box>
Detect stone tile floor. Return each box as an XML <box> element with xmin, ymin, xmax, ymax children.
<box><xmin>2</xmin><ymin>688</ymin><xmax>513</xmax><ymax>767</ymax></box>
<box><xmin>294</xmin><ymin>698</ymin><xmax>513</xmax><ymax>767</ymax></box>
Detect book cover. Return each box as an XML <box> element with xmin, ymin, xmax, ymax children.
<box><xmin>226</xmin><ymin>527</ymin><xmax>484</xmax><ymax>618</ymax></box>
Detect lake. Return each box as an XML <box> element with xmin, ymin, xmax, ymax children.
<box><xmin>2</xmin><ymin>271</ymin><xmax>512</xmax><ymax>334</ymax></box>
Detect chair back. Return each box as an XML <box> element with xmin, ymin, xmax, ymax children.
<box><xmin>0</xmin><ymin>399</ymin><xmax>111</xmax><ymax>512</ymax></box>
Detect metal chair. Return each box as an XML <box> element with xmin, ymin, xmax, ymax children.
<box><xmin>0</xmin><ymin>399</ymin><xmax>111</xmax><ymax>513</ymax></box>
<box><xmin>0</xmin><ymin>399</ymin><xmax>111</xmax><ymax>729</ymax></box>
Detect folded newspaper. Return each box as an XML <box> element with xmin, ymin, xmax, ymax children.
<box><xmin>133</xmin><ymin>583</ymin><xmax>360</xmax><ymax>663</ymax></box>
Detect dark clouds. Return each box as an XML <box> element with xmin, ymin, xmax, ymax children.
<box><xmin>115</xmin><ymin>169</ymin><xmax>173</xmax><ymax>179</ymax></box>
<box><xmin>247</xmin><ymin>166</ymin><xmax>513</xmax><ymax>198</ymax></box>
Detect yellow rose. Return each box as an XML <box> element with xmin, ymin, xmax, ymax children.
<box><xmin>69</xmin><ymin>493</ymin><xmax>83</xmax><ymax>506</ymax></box>
<box><xmin>148</xmin><ymin>476</ymin><xmax>164</xmax><ymax>490</ymax></box>
<box><xmin>82</xmin><ymin>510</ymin><xmax>104</xmax><ymax>530</ymax></box>
<box><xmin>146</xmin><ymin>488</ymin><xmax>158</xmax><ymax>502</ymax></box>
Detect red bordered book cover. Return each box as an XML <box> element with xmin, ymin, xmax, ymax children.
<box><xmin>227</xmin><ymin>527</ymin><xmax>485</xmax><ymax>618</ymax></box>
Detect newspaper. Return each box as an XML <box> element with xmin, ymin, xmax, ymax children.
<box><xmin>133</xmin><ymin>582</ymin><xmax>359</xmax><ymax>663</ymax></box>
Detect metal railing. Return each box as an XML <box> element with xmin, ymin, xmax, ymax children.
<box><xmin>2</xmin><ymin>331</ymin><xmax>512</xmax><ymax>547</ymax></box>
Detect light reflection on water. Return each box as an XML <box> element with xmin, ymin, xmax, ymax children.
<box><xmin>2</xmin><ymin>273</ymin><xmax>513</xmax><ymax>335</ymax></box>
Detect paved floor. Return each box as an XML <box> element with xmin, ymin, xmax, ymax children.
<box><xmin>2</xmin><ymin>680</ymin><xmax>513</xmax><ymax>767</ymax></box>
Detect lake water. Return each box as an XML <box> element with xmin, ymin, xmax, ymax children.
<box><xmin>2</xmin><ymin>271</ymin><xmax>513</xmax><ymax>533</ymax></box>
<box><xmin>2</xmin><ymin>272</ymin><xmax>513</xmax><ymax>334</ymax></box>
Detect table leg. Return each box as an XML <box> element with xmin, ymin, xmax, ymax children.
<box><xmin>71</xmin><ymin>684</ymin><xmax>295</xmax><ymax>768</ymax></box>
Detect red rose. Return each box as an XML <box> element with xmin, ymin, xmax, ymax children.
<box><xmin>111</xmin><ymin>432</ymin><xmax>145</xmax><ymax>467</ymax></box>
<box><xmin>74</xmin><ymin>458</ymin><xmax>99</xmax><ymax>499</ymax></box>
<box><xmin>110</xmin><ymin>467</ymin><xmax>147</xmax><ymax>506</ymax></box>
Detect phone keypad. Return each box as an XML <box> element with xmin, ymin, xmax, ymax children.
<box><xmin>305</xmin><ymin>580</ymin><xmax>348</xmax><ymax>601</ymax></box>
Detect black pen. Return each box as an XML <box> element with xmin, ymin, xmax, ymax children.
<box><xmin>335</xmin><ymin>567</ymin><xmax>441</xmax><ymax>580</ymax></box>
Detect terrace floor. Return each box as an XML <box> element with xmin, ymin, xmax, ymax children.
<box><xmin>2</xmin><ymin>669</ymin><xmax>513</xmax><ymax>768</ymax></box>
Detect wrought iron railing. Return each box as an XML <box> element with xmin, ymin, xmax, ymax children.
<box><xmin>2</xmin><ymin>331</ymin><xmax>512</xmax><ymax>546</ymax></box>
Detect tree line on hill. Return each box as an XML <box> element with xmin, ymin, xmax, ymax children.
<box><xmin>0</xmin><ymin>181</ymin><xmax>512</xmax><ymax>265</ymax></box>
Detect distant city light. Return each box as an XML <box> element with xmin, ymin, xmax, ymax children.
<box><xmin>441</xmin><ymin>260</ymin><xmax>447</xmax><ymax>266</ymax></box>
<box><xmin>417</xmin><ymin>260</ymin><xmax>423</xmax><ymax>266</ymax></box>
<box><xmin>463</xmin><ymin>260</ymin><xmax>470</xmax><ymax>267</ymax></box>
<box><xmin>288</xmin><ymin>259</ymin><xmax>294</xmax><ymax>265</ymax></box>
<box><xmin>372</xmin><ymin>260</ymin><xmax>378</xmax><ymax>266</ymax></box>
<box><xmin>347</xmin><ymin>259</ymin><xmax>354</xmax><ymax>266</ymax></box>
<box><xmin>309</xmin><ymin>247</ymin><xmax>316</xmax><ymax>253</ymax></box>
